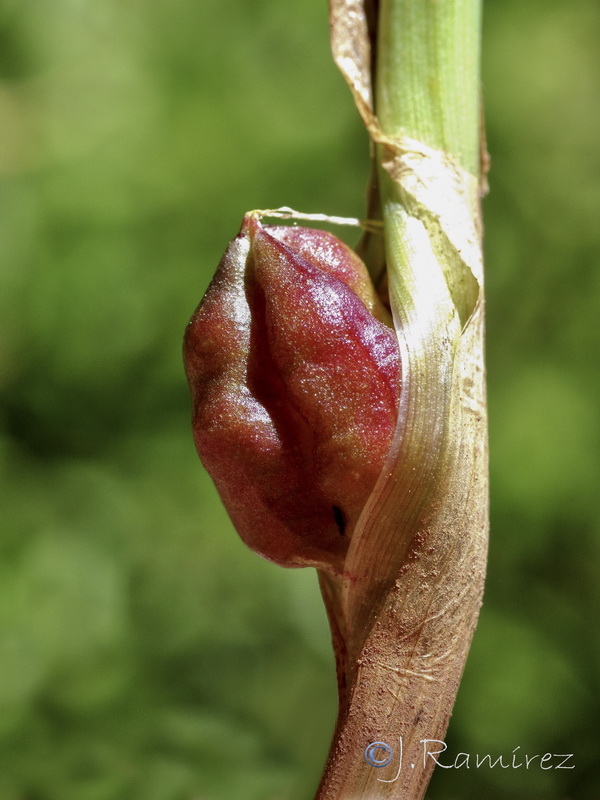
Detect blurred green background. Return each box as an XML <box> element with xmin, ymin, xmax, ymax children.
<box><xmin>0</xmin><ymin>0</ymin><xmax>598</xmax><ymax>798</ymax></box>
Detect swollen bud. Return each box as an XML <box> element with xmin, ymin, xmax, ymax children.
<box><xmin>183</xmin><ymin>215</ymin><xmax>400</xmax><ymax>573</ymax></box>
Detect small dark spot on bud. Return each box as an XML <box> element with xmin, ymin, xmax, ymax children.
<box><xmin>332</xmin><ymin>505</ymin><xmax>346</xmax><ymax>536</ymax></box>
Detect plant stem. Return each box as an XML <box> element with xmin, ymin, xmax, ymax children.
<box><xmin>316</xmin><ymin>1</ymin><xmax>487</xmax><ymax>798</ymax></box>
<box><xmin>376</xmin><ymin>0</ymin><xmax>481</xmax><ymax>176</ymax></box>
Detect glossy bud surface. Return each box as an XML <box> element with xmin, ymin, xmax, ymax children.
<box><xmin>184</xmin><ymin>216</ymin><xmax>400</xmax><ymax>572</ymax></box>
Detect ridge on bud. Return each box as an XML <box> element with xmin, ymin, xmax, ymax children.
<box><xmin>183</xmin><ymin>215</ymin><xmax>400</xmax><ymax>573</ymax></box>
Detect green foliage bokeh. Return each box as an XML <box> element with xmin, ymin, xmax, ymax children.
<box><xmin>0</xmin><ymin>0</ymin><xmax>598</xmax><ymax>798</ymax></box>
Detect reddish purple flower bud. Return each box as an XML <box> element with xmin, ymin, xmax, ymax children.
<box><xmin>183</xmin><ymin>215</ymin><xmax>400</xmax><ymax>573</ymax></box>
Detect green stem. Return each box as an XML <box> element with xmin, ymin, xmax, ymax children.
<box><xmin>376</xmin><ymin>0</ymin><xmax>481</xmax><ymax>176</ymax></box>
<box><xmin>346</xmin><ymin>0</ymin><xmax>484</xmax><ymax>633</ymax></box>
